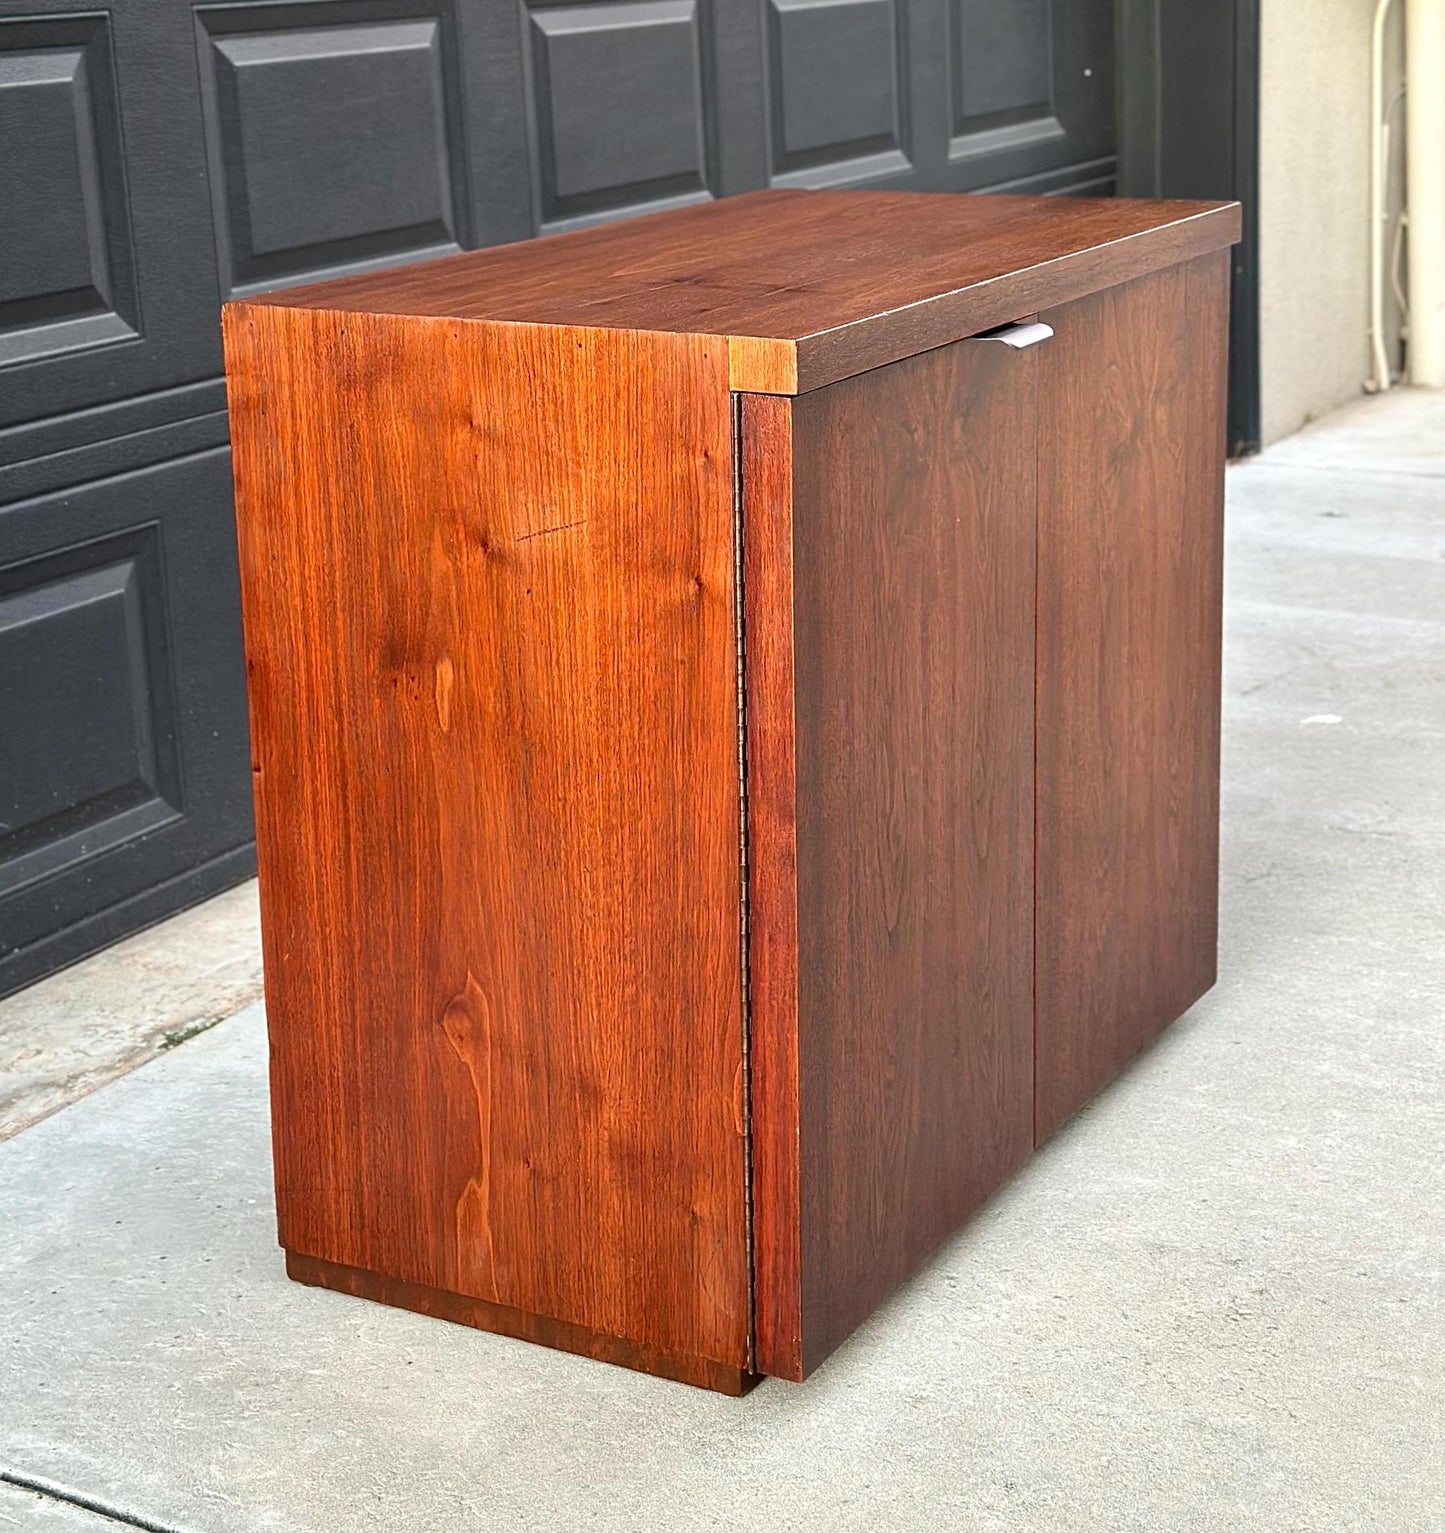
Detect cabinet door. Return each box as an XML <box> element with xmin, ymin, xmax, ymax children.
<box><xmin>1034</xmin><ymin>251</ymin><xmax>1230</xmax><ymax>1141</ymax></box>
<box><xmin>744</xmin><ymin>333</ymin><xmax>1037</xmax><ymax>1380</ymax></box>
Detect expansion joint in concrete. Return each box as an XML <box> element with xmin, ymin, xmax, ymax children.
<box><xmin>0</xmin><ymin>1468</ymin><xmax>191</xmax><ymax>1533</ymax></box>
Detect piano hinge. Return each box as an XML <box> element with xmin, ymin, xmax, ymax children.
<box><xmin>731</xmin><ymin>389</ymin><xmax>756</xmax><ymax>1371</ymax></box>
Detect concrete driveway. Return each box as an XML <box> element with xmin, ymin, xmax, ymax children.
<box><xmin>2</xmin><ymin>390</ymin><xmax>1443</xmax><ymax>1532</ymax></box>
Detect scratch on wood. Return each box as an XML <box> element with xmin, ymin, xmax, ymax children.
<box><xmin>514</xmin><ymin>518</ymin><xmax>587</xmax><ymax>543</ymax></box>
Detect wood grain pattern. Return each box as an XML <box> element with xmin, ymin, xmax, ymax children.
<box><xmin>223</xmin><ymin>304</ymin><xmax>750</xmax><ymax>1376</ymax></box>
<box><xmin>287</xmin><ymin>1253</ymin><xmax>761</xmax><ymax>1394</ymax></box>
<box><xmin>1033</xmin><ymin>250</ymin><xmax>1230</xmax><ymax>1142</ymax></box>
<box><xmin>248</xmin><ymin>190</ymin><xmax>1242</xmax><ymax>395</ymax></box>
<box><xmin>745</xmin><ymin>337</ymin><xmax>1039</xmax><ymax>1379</ymax></box>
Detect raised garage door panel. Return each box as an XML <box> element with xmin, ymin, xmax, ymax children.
<box><xmin>0</xmin><ymin>446</ymin><xmax>255</xmax><ymax>995</ymax></box>
<box><xmin>195</xmin><ymin>0</ymin><xmax>477</xmax><ymax>294</ymax></box>
<box><xmin>0</xmin><ymin>6</ymin><xmax>220</xmax><ymax>428</ymax></box>
<box><xmin>944</xmin><ymin>0</ymin><xmax>1114</xmax><ymax>191</ymax></box>
<box><xmin>756</xmin><ymin>0</ymin><xmax>1113</xmax><ymax>194</ymax></box>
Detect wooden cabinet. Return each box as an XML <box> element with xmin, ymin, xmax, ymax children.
<box><xmin>223</xmin><ymin>189</ymin><xmax>1239</xmax><ymax>1393</ymax></box>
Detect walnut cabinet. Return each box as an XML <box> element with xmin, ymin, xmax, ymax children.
<box><xmin>223</xmin><ymin>189</ymin><xmax>1240</xmax><ymax>1393</ymax></box>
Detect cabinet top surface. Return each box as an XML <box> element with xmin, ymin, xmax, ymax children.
<box><xmin>233</xmin><ymin>190</ymin><xmax>1241</xmax><ymax>394</ymax></box>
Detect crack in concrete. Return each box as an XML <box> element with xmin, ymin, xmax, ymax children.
<box><xmin>1245</xmin><ymin>461</ymin><xmax>1445</xmax><ymax>482</ymax></box>
<box><xmin>0</xmin><ymin>1470</ymin><xmax>191</xmax><ymax>1533</ymax></box>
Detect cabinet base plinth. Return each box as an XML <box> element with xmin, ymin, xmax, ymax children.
<box><xmin>284</xmin><ymin>1251</ymin><xmax>761</xmax><ymax>1396</ymax></box>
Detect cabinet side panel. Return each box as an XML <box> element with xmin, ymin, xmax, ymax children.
<box><xmin>1035</xmin><ymin>251</ymin><xmax>1230</xmax><ymax>1142</ymax></box>
<box><xmin>781</xmin><ymin>340</ymin><xmax>1037</xmax><ymax>1377</ymax></box>
<box><xmin>223</xmin><ymin>307</ymin><xmax>749</xmax><ymax>1369</ymax></box>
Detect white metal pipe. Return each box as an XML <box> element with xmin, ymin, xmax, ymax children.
<box><xmin>1369</xmin><ymin>0</ymin><xmax>1396</xmax><ymax>393</ymax></box>
<box><xmin>1406</xmin><ymin>0</ymin><xmax>1445</xmax><ymax>385</ymax></box>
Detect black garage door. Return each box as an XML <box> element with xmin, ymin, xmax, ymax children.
<box><xmin>0</xmin><ymin>0</ymin><xmax>1114</xmax><ymax>997</ymax></box>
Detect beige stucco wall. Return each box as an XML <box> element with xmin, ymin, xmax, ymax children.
<box><xmin>1259</xmin><ymin>0</ymin><xmax>1406</xmax><ymax>444</ymax></box>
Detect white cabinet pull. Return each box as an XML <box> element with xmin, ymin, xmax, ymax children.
<box><xmin>977</xmin><ymin>320</ymin><xmax>1054</xmax><ymax>348</ymax></box>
